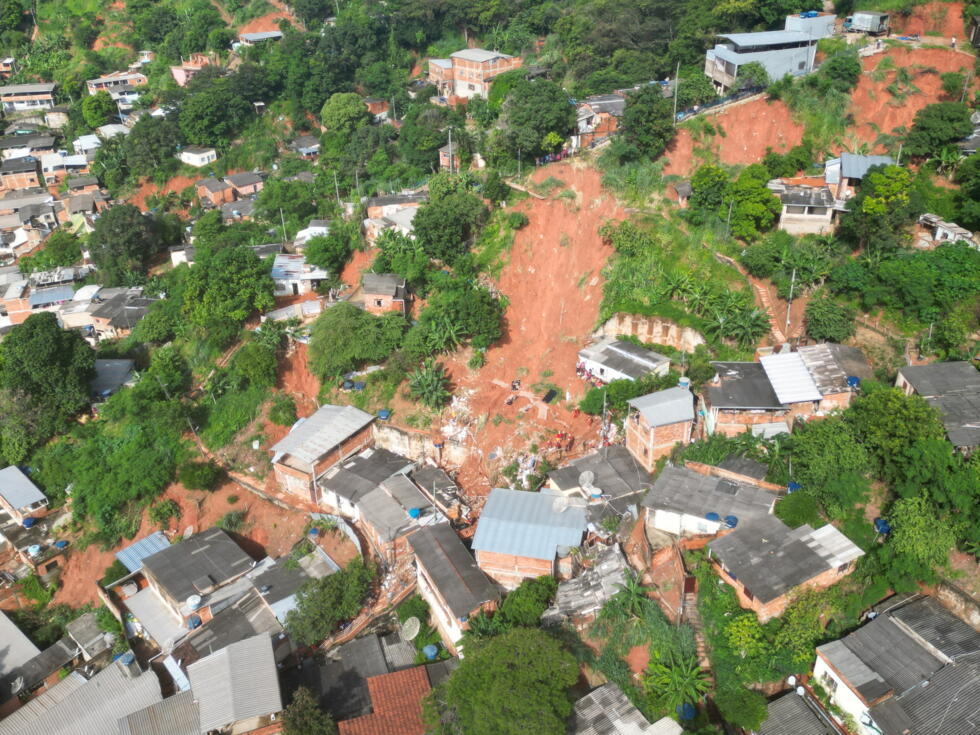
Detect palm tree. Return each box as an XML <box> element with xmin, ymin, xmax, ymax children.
<box><xmin>409</xmin><ymin>360</ymin><xmax>451</xmax><ymax>408</ymax></box>
<box><xmin>930</xmin><ymin>147</ymin><xmax>963</xmax><ymax>180</ymax></box>
<box><xmin>643</xmin><ymin>652</ymin><xmax>710</xmax><ymax>711</ymax></box>
<box><xmin>614</xmin><ymin>571</ymin><xmax>649</xmax><ymax>618</ymax></box>
<box><xmin>729</xmin><ymin>308</ymin><xmax>771</xmax><ymax>347</ymax></box>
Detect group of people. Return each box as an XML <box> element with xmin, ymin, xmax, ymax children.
<box><xmin>576</xmin><ymin>362</ymin><xmax>607</xmax><ymax>389</ymax></box>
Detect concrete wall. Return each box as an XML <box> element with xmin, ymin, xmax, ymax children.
<box><xmin>936</xmin><ymin>580</ymin><xmax>980</xmax><ymax>630</ymax></box>
<box><xmin>813</xmin><ymin>651</ymin><xmax>880</xmax><ymax>735</ymax></box>
<box><xmin>475</xmin><ymin>549</ymin><xmax>552</xmax><ymax>590</ymax></box>
<box><xmin>372</xmin><ymin>423</ymin><xmax>471</xmax><ymax>466</ymax></box>
<box><xmin>595</xmin><ymin>313</ymin><xmax>706</xmax><ymax>353</ymax></box>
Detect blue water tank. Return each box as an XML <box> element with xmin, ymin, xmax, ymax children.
<box><xmin>22</xmin><ymin>517</ymin><xmax>36</xmax><ymax>528</ymax></box>
<box><xmin>847</xmin><ymin>375</ymin><xmax>861</xmax><ymax>389</ymax></box>
<box><xmin>724</xmin><ymin>515</ymin><xmax>739</xmax><ymax>529</ymax></box>
<box><xmin>120</xmin><ymin>651</ymin><xmax>136</xmax><ymax>666</ymax></box>
<box><xmin>378</xmin><ymin>409</ymin><xmax>392</xmax><ymax>420</ymax></box>
<box><xmin>54</xmin><ymin>540</ymin><xmax>69</xmax><ymax>549</ymax></box>
<box><xmin>309</xmin><ymin>527</ymin><xmax>319</xmax><ymax>537</ymax></box>
<box><xmin>677</xmin><ymin>702</ymin><xmax>697</xmax><ymax>720</ymax></box>
<box><xmin>342</xmin><ymin>380</ymin><xmax>354</xmax><ymax>390</ymax></box>
<box><xmin>408</xmin><ymin>507</ymin><xmax>421</xmax><ymax>519</ymax></box>
<box><xmin>353</xmin><ymin>381</ymin><xmax>366</xmax><ymax>391</ymax></box>
<box><xmin>788</xmin><ymin>481</ymin><xmax>802</xmax><ymax>493</ymax></box>
<box><xmin>187</xmin><ymin>614</ymin><xmax>202</xmax><ymax>630</ymax></box>
<box><xmin>705</xmin><ymin>512</ymin><xmax>721</xmax><ymax>522</ymax></box>
<box><xmin>422</xmin><ymin>644</ymin><xmax>439</xmax><ymax>660</ymax></box>
<box><xmin>874</xmin><ymin>518</ymin><xmax>892</xmax><ymax>534</ymax></box>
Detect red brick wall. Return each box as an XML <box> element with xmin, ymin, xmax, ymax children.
<box><xmin>272</xmin><ymin>424</ymin><xmax>375</xmax><ymax>503</ymax></box>
<box><xmin>626</xmin><ymin>414</ymin><xmax>692</xmax><ymax>473</ymax></box>
<box><xmin>684</xmin><ymin>460</ymin><xmax>785</xmax><ymax>492</ymax></box>
<box><xmin>475</xmin><ymin>549</ymin><xmax>552</xmax><ymax>589</ymax></box>
<box><xmin>363</xmin><ymin>293</ymin><xmax>406</xmax><ymax>316</ymax></box>
<box><xmin>714</xmin><ymin>560</ymin><xmax>854</xmax><ymax>621</ymax></box>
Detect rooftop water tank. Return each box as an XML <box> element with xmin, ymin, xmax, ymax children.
<box><xmin>408</xmin><ymin>507</ymin><xmax>421</xmax><ymax>519</ymax></box>
<box><xmin>187</xmin><ymin>614</ymin><xmax>202</xmax><ymax>630</ymax></box>
<box><xmin>22</xmin><ymin>517</ymin><xmax>36</xmax><ymax>528</ymax></box>
<box><xmin>54</xmin><ymin>540</ymin><xmax>69</xmax><ymax>549</ymax></box>
<box><xmin>874</xmin><ymin>518</ymin><xmax>892</xmax><ymax>535</ymax></box>
<box><xmin>705</xmin><ymin>512</ymin><xmax>721</xmax><ymax>522</ymax></box>
<box><xmin>27</xmin><ymin>544</ymin><xmax>41</xmax><ymax>557</ymax></box>
<box><xmin>788</xmin><ymin>481</ymin><xmax>802</xmax><ymax>493</ymax></box>
<box><xmin>378</xmin><ymin>409</ymin><xmax>392</xmax><ymax>420</ymax></box>
<box><xmin>678</xmin><ymin>376</ymin><xmax>691</xmax><ymax>389</ymax></box>
<box><xmin>847</xmin><ymin>375</ymin><xmax>861</xmax><ymax>389</ymax></box>
<box><xmin>724</xmin><ymin>515</ymin><xmax>739</xmax><ymax>529</ymax></box>
<box><xmin>422</xmin><ymin>644</ymin><xmax>439</xmax><ymax>661</ymax></box>
<box><xmin>187</xmin><ymin>594</ymin><xmax>203</xmax><ymax>611</ymax></box>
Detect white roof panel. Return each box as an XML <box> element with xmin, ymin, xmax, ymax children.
<box><xmin>759</xmin><ymin>353</ymin><xmax>822</xmax><ymax>404</ymax></box>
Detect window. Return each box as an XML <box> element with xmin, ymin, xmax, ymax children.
<box><xmin>642</xmin><ymin>447</ymin><xmax>648</xmax><ymax>457</ymax></box>
<box><xmin>374</xmin><ymin>299</ymin><xmax>383</xmax><ymax>307</ymax></box>
<box><xmin>798</xmin><ymin>61</ymin><xmax>806</xmax><ymax>70</ymax></box>
<box><xmin>821</xmin><ymin>673</ymin><xmax>837</xmax><ymax>693</ymax></box>
<box><xmin>837</xmin><ymin>562</ymin><xmax>850</xmax><ymax>573</ymax></box>
<box><xmin>743</xmin><ymin>587</ymin><xmax>754</xmax><ymax>601</ymax></box>
<box><xmin>468</xmin><ymin>83</ymin><xmax>475</xmax><ymax>91</ymax></box>
<box><xmin>786</xmin><ymin>205</ymin><xmax>807</xmax><ymax>214</ymax></box>
<box><xmin>809</xmin><ymin>206</ymin><xmax>828</xmax><ymax>215</ymax></box>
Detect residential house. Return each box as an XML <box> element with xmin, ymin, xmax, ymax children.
<box><xmin>0</xmin><ymin>134</ymin><xmax>56</xmax><ymax>160</ymax></box>
<box><xmin>118</xmin><ymin>691</ymin><xmax>200</xmax><ymax>735</ymax></box>
<box><xmin>471</xmin><ymin>487</ymin><xmax>587</xmax><ymax>589</ymax></box>
<box><xmin>86</xmin><ymin>70</ymin><xmax>147</xmax><ymax>96</ymax></box>
<box><xmin>705</xmin><ymin>31</ymin><xmax>816</xmax><ymax>94</ymax></box>
<box><xmin>707</xmin><ymin>514</ymin><xmax>864</xmax><ymax>621</ymax></box>
<box><xmin>625</xmin><ymin>385</ymin><xmax>696</xmax><ymax>471</ymax></box>
<box><xmin>64</xmin><ymin>611</ymin><xmax>112</xmax><ymax>663</ymax></box>
<box><xmin>238</xmin><ymin>30</ymin><xmax>283</xmax><ymax>45</ymax></box>
<box><xmin>571</xmin><ymin>93</ymin><xmax>626</xmax><ymax>150</ymax></box>
<box><xmin>220</xmin><ymin>197</ymin><xmax>254</xmax><ymax>222</ymax></box>
<box><xmin>317</xmin><ymin>448</ymin><xmax>441</xmax><ymax>566</ymax></box>
<box><xmin>571</xmin><ymin>683</ymin><xmax>683</xmax><ymax>735</ymax></box>
<box><xmin>755</xmin><ymin>693</ymin><xmax>835</xmax><ymax>735</ymax></box>
<box><xmin>270</xmin><ymin>404</ymin><xmax>376</xmax><ymax>502</ymax></box>
<box><xmin>186</xmin><ymin>633</ymin><xmax>283</xmax><ymax>735</ymax></box>
<box><xmin>823</xmin><ymin>153</ymin><xmax>893</xmax><ymax>200</ymax></box>
<box><xmin>337</xmin><ymin>667</ymin><xmax>431</xmax><ymax>735</ymax></box>
<box><xmin>408</xmin><ymin>523</ymin><xmax>500</xmax><ymax>652</ymax></box>
<box><xmin>547</xmin><ymin>445</ymin><xmax>652</xmax><ymax>533</ymax></box>
<box><xmin>0</xmin><ymin>156</ymin><xmax>43</xmax><ymax>191</ymax></box>
<box><xmin>271</xmin><ymin>253</ymin><xmax>330</xmax><ymax>296</ymax></box>
<box><xmin>438</xmin><ymin>141</ymin><xmax>461</xmax><ymax>171</ymax></box>
<box><xmin>96</xmin><ymin>123</ymin><xmax>130</xmax><ymax>139</ymax></box>
<box><xmin>0</xmin><ymin>627</ymin><xmax>77</xmax><ymax>706</ymax></box>
<box><xmin>672</xmin><ymin>180</ymin><xmax>692</xmax><ymax>207</ymax></box>
<box><xmin>114</xmin><ymin>531</ymin><xmax>171</xmax><ymax>576</ymax></box>
<box><xmin>248</xmin><ymin>550</ymin><xmax>336</xmax><ymax>623</ymax></box>
<box><xmin>178</xmin><ymin>145</ymin><xmax>217</xmax><ymax>168</ymax></box>
<box><xmin>0</xmin><ymin>57</ymin><xmax>14</xmax><ymax>78</ymax></box>
<box><xmin>225</xmin><ymin>171</ymin><xmax>264</xmax><ymax>198</ymax></box>
<box><xmin>578</xmin><ymin>336</ymin><xmax>671</xmax><ymax>383</ymax></box>
<box><xmin>411</xmin><ymin>467</ymin><xmax>470</xmax><ymax>522</ymax></box>
<box><xmin>0</xmin><ymin>500</ymin><xmax>71</xmax><ymax>577</ymax></box>
<box><xmin>361</xmin><ymin>272</ymin><xmax>409</xmax><ymax>315</ymax></box>
<box><xmin>895</xmin><ymin>361</ymin><xmax>980</xmax><ymax>455</ymax></box>
<box><xmin>294</xmin><ymin>218</ymin><xmax>330</xmax><ymax>247</ymax></box>
<box><xmin>363</xmin><ymin>205</ymin><xmax>419</xmax><ymax>245</ymax></box>
<box><xmin>0</xmin><ymin>610</ymin><xmax>42</xmax><ymax>701</ymax></box>
<box><xmin>72</xmin><ymin>134</ymin><xmax>101</xmax><ymax>155</ymax></box>
<box><xmin>40</xmin><ymin>151</ymin><xmax>90</xmax><ymax>185</ymax></box>
<box><xmin>641</xmin><ymin>464</ymin><xmax>777</xmax><ymax>537</ymax></box>
<box><xmin>196</xmin><ymin>176</ymin><xmax>234</xmax><ymax>206</ymax></box>
<box><xmin>0</xmin><ymin>653</ymin><xmax>163</xmax><ymax>735</ymax></box>
<box><xmin>428</xmin><ymin>48</ymin><xmax>523</xmax><ymax>100</ymax></box>
<box><xmin>917</xmin><ymin>212</ymin><xmax>979</xmax><ymax>249</ymax></box>
<box><xmin>88</xmin><ymin>288</ymin><xmax>157</xmax><ymax>339</ymax></box>
<box><xmin>288</xmin><ymin>134</ymin><xmax>320</xmax><ymax>159</ymax></box>
<box><xmin>767</xmin><ymin>179</ymin><xmax>837</xmax><ymax>235</ymax></box>
<box><xmin>363</xmin><ymin>193</ymin><xmax>427</xmax><ymax>219</ymax></box>
<box><xmin>170</xmin><ymin>53</ymin><xmax>219</xmax><ymax>87</ymax></box>
<box><xmin>0</xmin><ymin>83</ymin><xmax>57</xmax><ymax>113</ymax></box>
<box><xmin>90</xmin><ymin>358</ymin><xmax>136</xmax><ymax>400</ymax></box>
<box><xmin>0</xmin><ymin>465</ymin><xmax>48</xmax><ymax>523</ymax></box>
<box><xmin>541</xmin><ymin>545</ymin><xmax>628</xmax><ymax>629</ymax></box>
<box><xmin>795</xmin><ymin>343</ymin><xmax>872</xmax><ymax>410</ymax></box>
<box><xmin>706</xmin><ymin>359</ymin><xmax>806</xmax><ymax>437</ymax></box>
<box><xmin>813</xmin><ymin>595</ymin><xmax>980</xmax><ymax>735</ymax></box>
<box><xmin>0</xmin><ymin>266</ymin><xmax>92</xmax><ymax>325</ymax></box>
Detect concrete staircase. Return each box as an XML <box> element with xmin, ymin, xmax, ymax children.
<box><xmin>683</xmin><ymin>592</ymin><xmax>715</xmax><ymax>686</ymax></box>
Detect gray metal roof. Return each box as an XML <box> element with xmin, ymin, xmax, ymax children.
<box><xmin>817</xmin><ymin>639</ymin><xmax>892</xmax><ymax>702</ymax></box>
<box><xmin>450</xmin><ymin>48</ymin><xmax>513</xmax><ymax>62</ymax></box>
<box><xmin>708</xmin><ymin>362</ymin><xmax>784</xmax><ymax>410</ymax></box>
<box><xmin>719</xmin><ymin>30</ymin><xmax>813</xmax><ymax>45</ymax></box>
<box><xmin>118</xmin><ymin>690</ymin><xmax>199</xmax><ymax>735</ymax></box>
<box><xmin>358</xmin><ymin>474</ymin><xmax>433</xmax><ymax>542</ymax></box>
<box><xmin>572</xmin><ymin>683</ymin><xmax>681</xmax><ymax>735</ymax></box>
<box><xmin>758</xmin><ymin>693</ymin><xmax>835</xmax><ymax>735</ymax></box>
<box><xmin>885</xmin><ymin>658</ymin><xmax>980</xmax><ymax>735</ymax></box>
<box><xmin>65</xmin><ymin>611</ymin><xmax>110</xmax><ymax>659</ymax></box>
<box><xmin>240</xmin><ymin>30</ymin><xmax>282</xmax><ymax>41</ymax></box>
<box><xmin>0</xmin><ymin>660</ymin><xmax>162</xmax><ymax>735</ymax></box>
<box><xmin>927</xmin><ymin>392</ymin><xmax>980</xmax><ymax>448</ymax></box>
<box><xmin>0</xmin><ymin>610</ymin><xmax>41</xmax><ymax>679</ymax></box>
<box><xmin>840</xmin><ymin>153</ymin><xmax>894</xmax><ymax>180</ymax></box>
<box><xmin>141</xmin><ymin>528</ymin><xmax>254</xmax><ymax>603</ymax></box>
<box><xmin>579</xmin><ymin>337</ymin><xmax>670</xmax><ymax>381</ymax></box>
<box><xmin>307</xmin><ymin>634</ymin><xmax>392</xmax><ymax>719</ymax></box>
<box><xmin>0</xmin><ymin>634</ymin><xmax>77</xmax><ymax>701</ymax></box>
<box><xmin>188</xmin><ymin>633</ymin><xmax>282</xmax><ymax>733</ymax></box>
<box><xmin>271</xmin><ymin>405</ymin><xmax>374</xmax><ymax>465</ymax></box>
<box><xmin>641</xmin><ymin>464</ymin><xmax>777</xmax><ymax>524</ymax></box>
<box><xmin>708</xmin><ymin>516</ymin><xmax>863</xmax><ymax>603</ymax></box>
<box><xmin>716</xmin><ymin>455</ymin><xmax>769</xmax><ymax>481</ymax></box>
<box><xmin>116</xmin><ymin>531</ymin><xmax>171</xmax><ymax>574</ymax></box>
<box><xmin>225</xmin><ymin>172</ymin><xmax>263</xmax><ymax>188</ymax></box>
<box><xmin>0</xmin><ymin>83</ymin><xmax>56</xmax><ymax>94</ymax></box>
<box><xmin>841</xmin><ymin>616</ymin><xmax>946</xmax><ymax>694</ymax></box>
<box><xmin>897</xmin><ymin>361</ymin><xmax>980</xmax><ymax>397</ymax></box>
<box><xmin>627</xmin><ymin>386</ymin><xmax>694</xmax><ymax>427</ymax></box>
<box><xmin>361</xmin><ymin>272</ymin><xmax>407</xmax><ymax>297</ymax></box>
<box><xmin>583</xmin><ymin>94</ymin><xmax>626</xmax><ymax>117</ymax></box>
<box><xmin>318</xmin><ymin>447</ymin><xmax>413</xmax><ymax>503</ymax></box>
<box><xmin>171</xmin><ymin>589</ymin><xmax>282</xmax><ymax>666</ymax></box>
<box><xmin>760</xmin><ymin>353</ymin><xmax>822</xmax><ymax>404</ymax></box>
<box><xmin>797</xmin><ymin>343</ymin><xmax>872</xmax><ymax>395</ymax></box>
<box><xmin>542</xmin><ymin>545</ymin><xmax>627</xmax><ymax>624</ymax></box>
<box><xmin>472</xmin><ymin>488</ymin><xmax>587</xmax><ymax>560</ymax></box>
<box><xmin>778</xmin><ymin>185</ymin><xmax>835</xmax><ymax>207</ymax></box>
<box><xmin>28</xmin><ymin>284</ymin><xmax>74</xmax><ymax>307</ymax></box>
<box><xmin>890</xmin><ymin>596</ymin><xmax>980</xmax><ymax>661</ymax></box>
<box><xmin>0</xmin><ymin>465</ymin><xmax>46</xmax><ymax>510</ymax></box>
<box><xmin>547</xmin><ymin>445</ymin><xmax>653</xmax><ymax>523</ymax></box>
<box><xmin>91</xmin><ymin>359</ymin><xmax>135</xmax><ymax>397</ymax></box>
<box><xmin>408</xmin><ymin>523</ymin><xmax>500</xmax><ymax>619</ymax></box>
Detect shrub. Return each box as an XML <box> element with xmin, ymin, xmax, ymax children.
<box><xmin>178</xmin><ymin>461</ymin><xmax>223</xmax><ymax>491</ymax></box>
<box><xmin>269</xmin><ymin>394</ymin><xmax>298</xmax><ymax>426</ymax></box>
<box><xmin>148</xmin><ymin>498</ymin><xmax>181</xmax><ymax>527</ymax></box>
<box><xmin>101</xmin><ymin>559</ymin><xmax>129</xmax><ymax>587</ymax></box>
<box><xmin>774</xmin><ymin>490</ymin><xmax>823</xmax><ymax>528</ymax></box>
<box><xmin>20</xmin><ymin>574</ymin><xmax>53</xmax><ymax>607</ymax></box>
<box><xmin>805</xmin><ymin>296</ymin><xmax>856</xmax><ymax>343</ymax></box>
<box><xmin>227</xmin><ymin>494</ymin><xmax>239</xmax><ymax>504</ymax></box>
<box><xmin>506</xmin><ymin>211</ymin><xmax>529</xmax><ymax>229</ymax></box>
<box><xmin>216</xmin><ymin>509</ymin><xmax>247</xmax><ymax>533</ymax></box>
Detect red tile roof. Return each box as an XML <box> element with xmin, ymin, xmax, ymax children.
<box><xmin>338</xmin><ymin>667</ymin><xmax>431</xmax><ymax>735</ymax></box>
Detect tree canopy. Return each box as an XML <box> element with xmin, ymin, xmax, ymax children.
<box><xmin>88</xmin><ymin>205</ymin><xmax>168</xmax><ymax>285</ymax></box>
<box><xmin>308</xmin><ymin>302</ymin><xmax>408</xmax><ymax>378</ymax></box>
<box><xmin>285</xmin><ymin>558</ymin><xmax>374</xmax><ymax>645</ymax></box>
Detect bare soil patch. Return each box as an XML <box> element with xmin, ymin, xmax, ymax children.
<box><xmin>890</xmin><ymin>2</ymin><xmax>967</xmax><ymax>39</ymax></box>
<box><xmin>131</xmin><ymin>173</ymin><xmax>199</xmax><ymax>211</ymax></box>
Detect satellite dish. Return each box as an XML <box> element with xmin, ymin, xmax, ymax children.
<box><xmin>578</xmin><ymin>471</ymin><xmax>595</xmax><ymax>489</ymax></box>
<box><xmin>11</xmin><ymin>676</ymin><xmax>24</xmax><ymax>694</ymax></box>
<box><xmin>552</xmin><ymin>496</ymin><xmax>569</xmax><ymax>513</ymax></box>
<box><xmin>402</xmin><ymin>617</ymin><xmax>421</xmax><ymax>641</ymax></box>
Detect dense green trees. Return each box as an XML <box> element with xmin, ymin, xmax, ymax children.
<box><xmin>308</xmin><ymin>303</ymin><xmax>408</xmax><ymax>378</ymax></box>
<box><xmin>616</xmin><ymin>85</ymin><xmax>675</xmax><ymax>161</ymax></box>
<box><xmin>425</xmin><ymin>627</ymin><xmax>578</xmax><ymax>735</ymax></box>
<box><xmin>903</xmin><ymin>102</ymin><xmax>973</xmax><ymax>159</ymax></box>
<box><xmin>413</xmin><ymin>190</ymin><xmax>487</xmax><ymax>264</ymax></box>
<box><xmin>496</xmin><ymin>79</ymin><xmax>576</xmax><ymax>159</ymax></box>
<box><xmin>285</xmin><ymin>558</ymin><xmax>374</xmax><ymax>645</ymax></box>
<box><xmin>804</xmin><ymin>295</ymin><xmax>855</xmax><ymax>343</ymax></box>
<box><xmin>282</xmin><ymin>687</ymin><xmax>338</xmax><ymax>735</ymax></box>
<box><xmin>18</xmin><ymin>230</ymin><xmax>81</xmax><ymax>274</ymax></box>
<box><xmin>687</xmin><ymin>164</ymin><xmax>780</xmax><ymax>240</ymax></box>
<box><xmin>408</xmin><ymin>360</ymin><xmax>451</xmax><ymax>408</ymax></box>
<box><xmin>179</xmin><ymin>76</ymin><xmax>253</xmax><ymax>147</ymax></box>
<box><xmin>126</xmin><ymin>116</ymin><xmax>181</xmax><ymax>174</ymax></box>
<box><xmin>81</xmin><ymin>90</ymin><xmax>116</xmax><ymax>128</ymax></box>
<box><xmin>89</xmin><ymin>205</ymin><xmax>170</xmax><ymax>285</ymax></box>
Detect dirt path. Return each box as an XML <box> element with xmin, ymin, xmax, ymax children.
<box><xmin>210</xmin><ymin>0</ymin><xmax>234</xmax><ymax>26</ymax></box>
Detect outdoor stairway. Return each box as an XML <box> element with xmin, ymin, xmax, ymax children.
<box><xmin>753</xmin><ymin>282</ymin><xmax>787</xmax><ymax>344</ymax></box>
<box><xmin>683</xmin><ymin>592</ymin><xmax>715</xmax><ymax>685</ymax></box>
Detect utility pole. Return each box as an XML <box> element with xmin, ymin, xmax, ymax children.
<box><xmin>517</xmin><ymin>147</ymin><xmax>522</xmax><ymax>178</ymax></box>
<box><xmin>671</xmin><ymin>61</ymin><xmax>681</xmax><ymax>127</ymax></box>
<box><xmin>332</xmin><ymin>171</ymin><xmax>341</xmax><ymax>207</ymax></box>
<box><xmin>447</xmin><ymin>127</ymin><xmax>453</xmax><ymax>175</ymax></box>
<box><xmin>279</xmin><ymin>207</ymin><xmax>287</xmax><ymax>243</ymax></box>
<box><xmin>784</xmin><ymin>267</ymin><xmax>797</xmax><ymax>339</ymax></box>
<box><xmin>896</xmin><ymin>142</ymin><xmax>903</xmax><ymax>166</ymax></box>
<box><xmin>724</xmin><ymin>199</ymin><xmax>734</xmax><ymax>239</ymax></box>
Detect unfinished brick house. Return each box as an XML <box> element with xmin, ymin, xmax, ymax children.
<box><xmin>471</xmin><ymin>488</ymin><xmax>587</xmax><ymax>589</ymax></box>
<box><xmin>428</xmin><ymin>49</ymin><xmax>522</xmax><ymax>101</ymax></box>
<box><xmin>408</xmin><ymin>523</ymin><xmax>500</xmax><ymax>652</ymax></box>
<box><xmin>707</xmin><ymin>514</ymin><xmax>864</xmax><ymax>621</ymax></box>
<box><xmin>795</xmin><ymin>342</ymin><xmax>872</xmax><ymax>411</ymax></box>
<box><xmin>361</xmin><ymin>273</ymin><xmax>409</xmax><ymax>316</ymax></box>
<box><xmin>270</xmin><ymin>404</ymin><xmax>375</xmax><ymax>504</ymax></box>
<box><xmin>196</xmin><ymin>177</ymin><xmax>234</xmax><ymax>206</ymax></box>
<box><xmin>625</xmin><ymin>386</ymin><xmax>696</xmax><ymax>472</ymax></box>
<box><xmin>0</xmin><ymin>157</ymin><xmax>42</xmax><ymax>192</ymax></box>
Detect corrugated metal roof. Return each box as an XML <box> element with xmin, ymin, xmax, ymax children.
<box><xmin>125</xmin><ymin>586</ymin><xmax>187</xmax><ymax>651</ymax></box>
<box><xmin>760</xmin><ymin>353</ymin><xmax>822</xmax><ymax>404</ymax></box>
<box><xmin>27</xmin><ymin>284</ymin><xmax>74</xmax><ymax>307</ymax></box>
<box><xmin>188</xmin><ymin>633</ymin><xmax>282</xmax><ymax>733</ymax></box>
<box><xmin>840</xmin><ymin>153</ymin><xmax>894</xmax><ymax>180</ymax></box>
<box><xmin>709</xmin><ymin>362</ymin><xmax>784</xmax><ymax>409</ymax></box>
<box><xmin>0</xmin><ymin>465</ymin><xmax>46</xmax><ymax>510</ymax></box>
<box><xmin>0</xmin><ymin>610</ymin><xmax>41</xmax><ymax>678</ymax></box>
<box><xmin>890</xmin><ymin>659</ymin><xmax>980</xmax><ymax>735</ymax></box>
<box><xmin>579</xmin><ymin>337</ymin><xmax>670</xmax><ymax>381</ymax></box>
<box><xmin>115</xmin><ymin>531</ymin><xmax>171</xmax><ymax>573</ymax></box>
<box><xmin>719</xmin><ymin>30</ymin><xmax>813</xmax><ymax>45</ymax></box>
<box><xmin>450</xmin><ymin>48</ymin><xmax>513</xmax><ymax>62</ymax></box>
<box><xmin>408</xmin><ymin>523</ymin><xmax>499</xmax><ymax>619</ymax></box>
<box><xmin>842</xmin><ymin>616</ymin><xmax>946</xmax><ymax>694</ymax></box>
<box><xmin>472</xmin><ymin>488</ymin><xmax>587</xmax><ymax>560</ymax></box>
<box><xmin>627</xmin><ymin>387</ymin><xmax>695</xmax><ymax>427</ymax></box>
<box><xmin>572</xmin><ymin>683</ymin><xmax>681</xmax><ymax>735</ymax></box>
<box><xmin>641</xmin><ymin>464</ymin><xmax>776</xmax><ymax>524</ymax></box>
<box><xmin>889</xmin><ymin>596</ymin><xmax>980</xmax><ymax>662</ymax></box>
<box><xmin>271</xmin><ymin>405</ymin><xmax>374</xmax><ymax>465</ymax></box>
<box><xmin>118</xmin><ymin>690</ymin><xmax>199</xmax><ymax>735</ymax></box>
<box><xmin>800</xmin><ymin>524</ymin><xmax>864</xmax><ymax>567</ymax></box>
<box><xmin>758</xmin><ymin>693</ymin><xmax>835</xmax><ymax>735</ymax></box>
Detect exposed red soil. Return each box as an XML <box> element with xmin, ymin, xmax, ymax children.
<box><xmin>847</xmin><ymin>46</ymin><xmax>973</xmax><ymax>148</ymax></box>
<box><xmin>440</xmin><ymin>161</ymin><xmax>622</xmax><ymax>494</ymax></box>
<box><xmin>277</xmin><ymin>342</ymin><xmax>321</xmax><ymax>416</ymax></box>
<box><xmin>131</xmin><ymin>173</ymin><xmax>199</xmax><ymax>211</ymax></box>
<box><xmin>626</xmin><ymin>645</ymin><xmax>650</xmax><ymax>675</ymax></box>
<box><xmin>890</xmin><ymin>1</ymin><xmax>967</xmax><ymax>39</ymax></box>
<box><xmin>51</xmin><ymin>479</ymin><xmax>308</xmax><ymax>608</ymax></box>
<box><xmin>663</xmin><ymin>96</ymin><xmax>804</xmax><ymax>178</ymax></box>
<box><xmin>340</xmin><ymin>247</ymin><xmax>376</xmax><ymax>289</ymax></box>
<box><xmin>239</xmin><ymin>11</ymin><xmax>291</xmax><ymax>35</ymax></box>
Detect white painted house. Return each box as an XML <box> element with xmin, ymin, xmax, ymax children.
<box><xmin>578</xmin><ymin>336</ymin><xmax>670</xmax><ymax>383</ymax></box>
<box><xmin>178</xmin><ymin>146</ymin><xmax>217</xmax><ymax>168</ymax></box>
